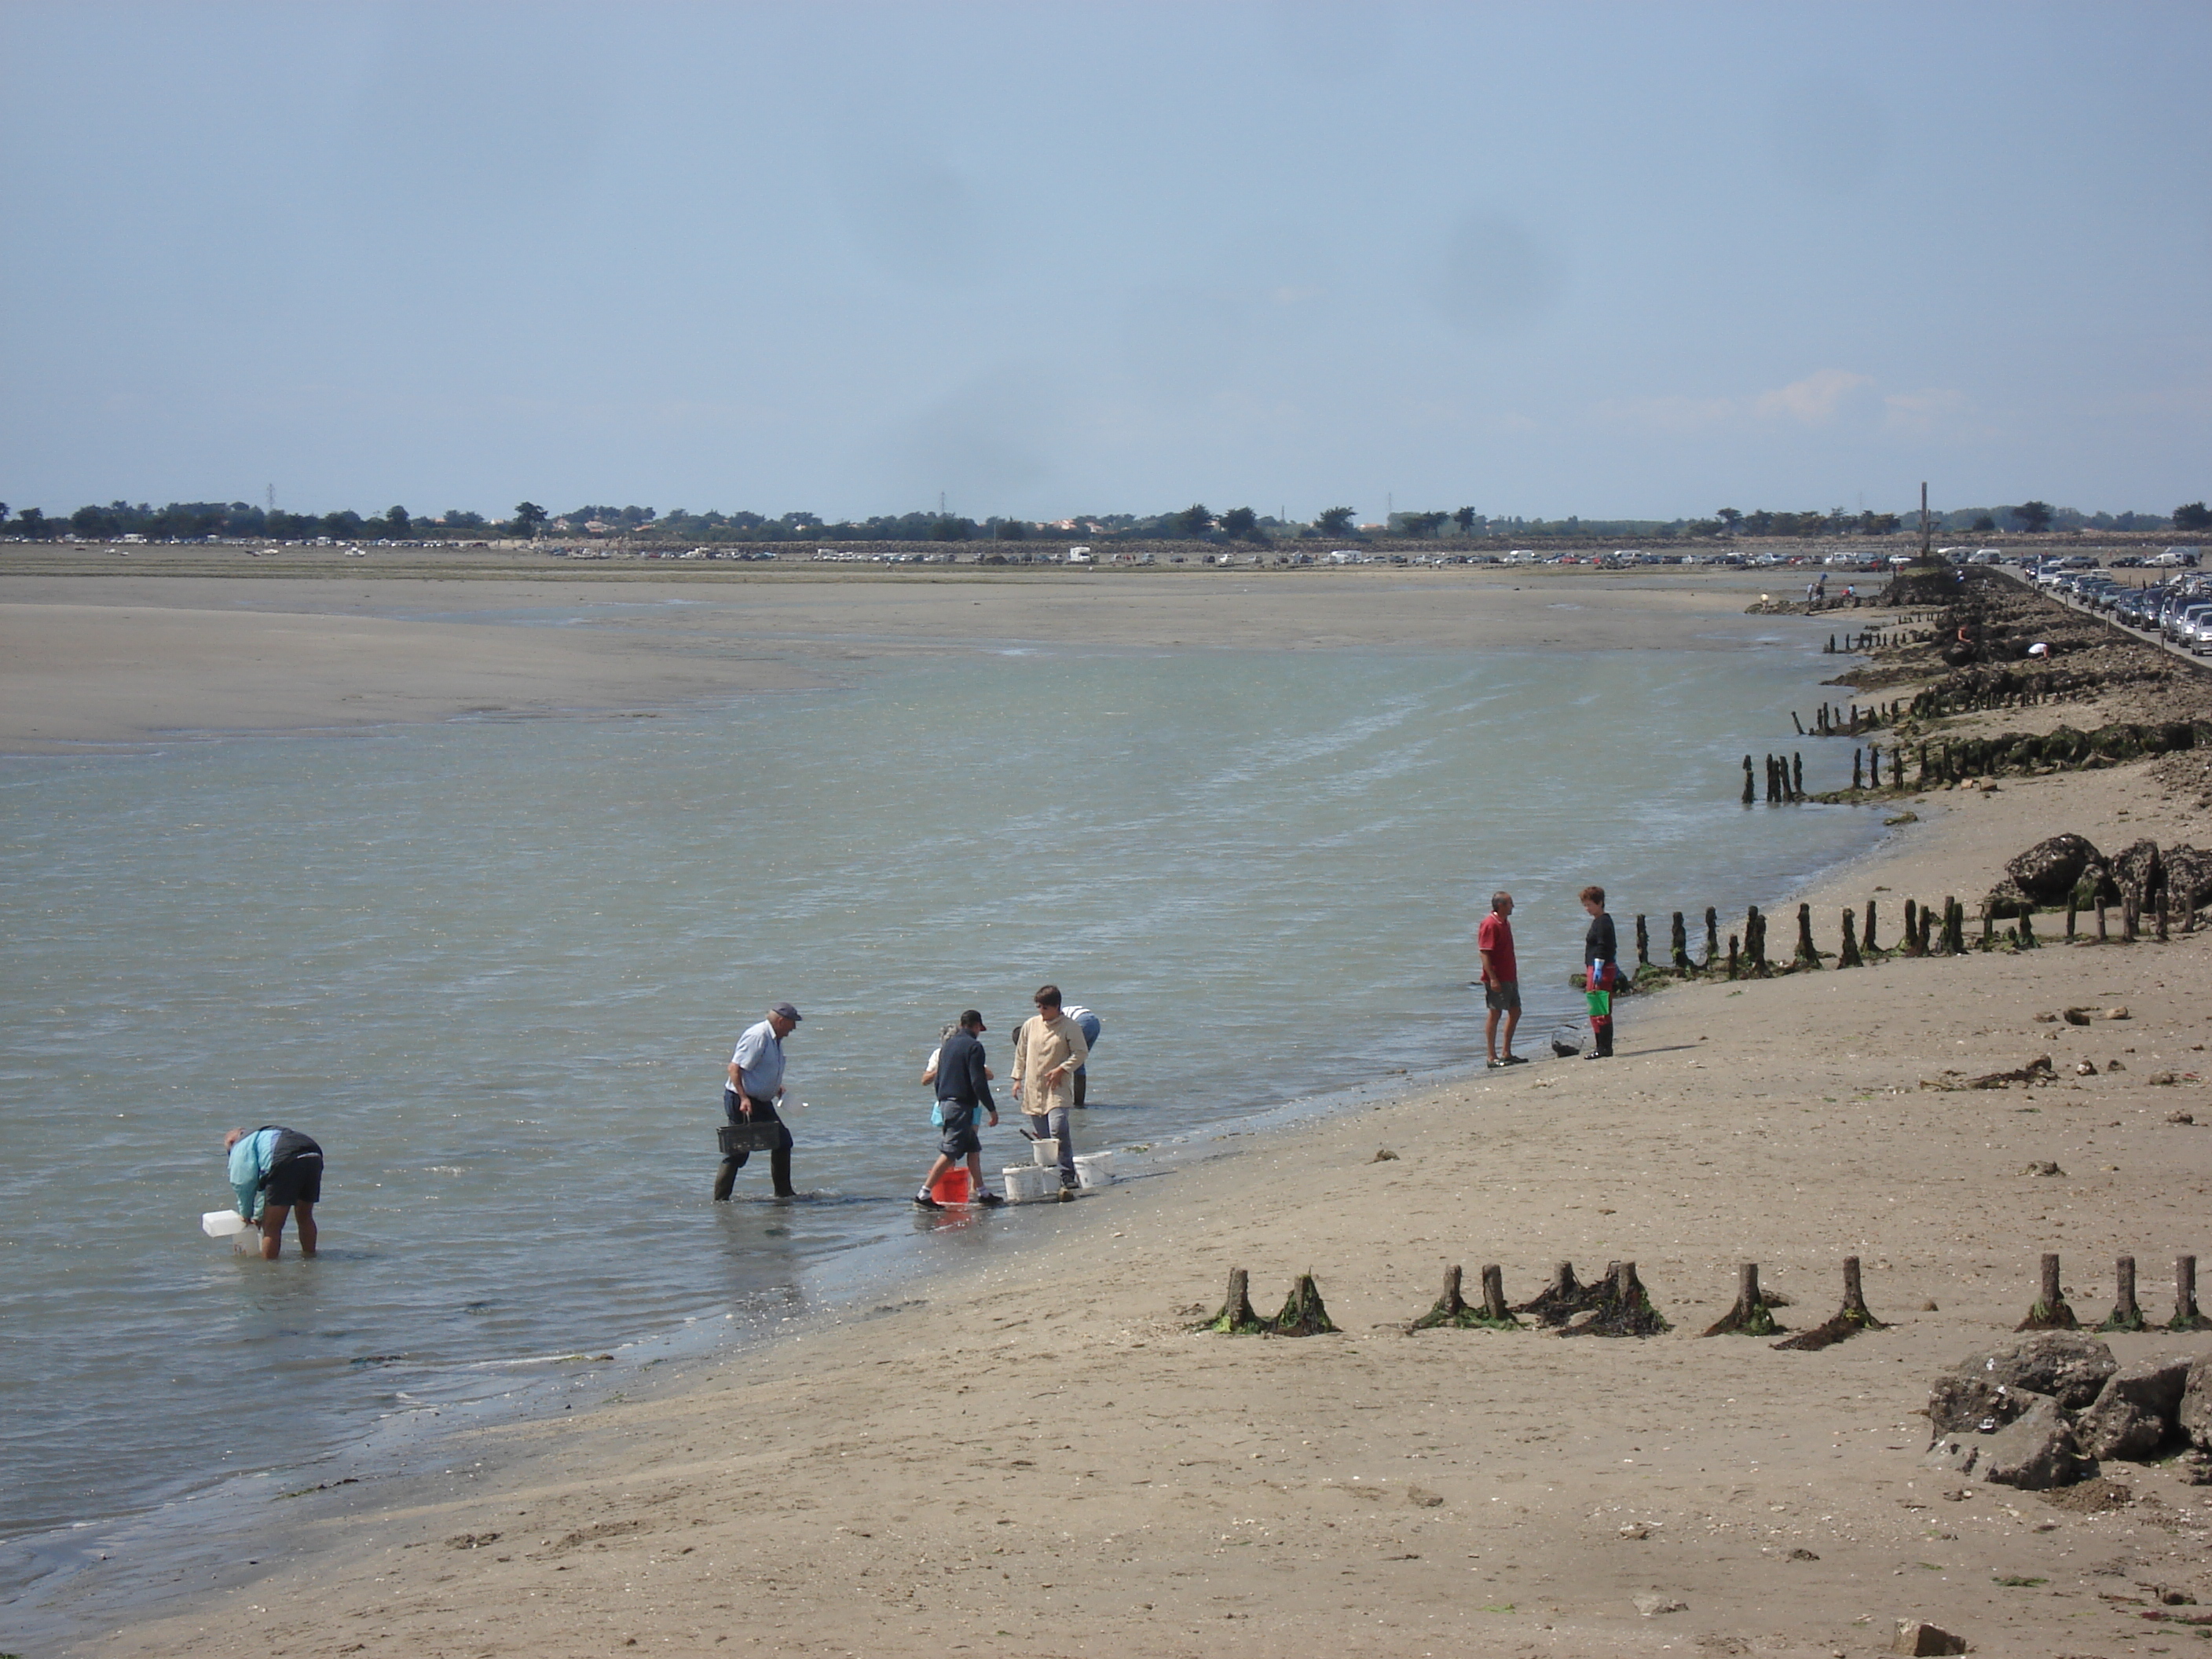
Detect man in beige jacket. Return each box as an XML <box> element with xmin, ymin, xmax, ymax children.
<box><xmin>1011</xmin><ymin>983</ymin><xmax>1089</xmax><ymax>1199</ymax></box>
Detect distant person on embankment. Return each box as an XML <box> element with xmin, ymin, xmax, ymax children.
<box><xmin>223</xmin><ymin>1126</ymin><xmax>323</xmax><ymax>1260</ymax></box>
<box><xmin>1478</xmin><ymin>891</ymin><xmax>1525</xmax><ymax>1068</ymax></box>
<box><xmin>1062</xmin><ymin>1002</ymin><xmax>1102</xmax><ymax>1108</ymax></box>
<box><xmin>716</xmin><ymin>1002</ymin><xmax>800</xmax><ymax>1199</ymax></box>
<box><xmin>916</xmin><ymin>1009</ymin><xmax>1002</xmax><ymax>1210</ymax></box>
<box><xmin>1012</xmin><ymin>984</ymin><xmax>1087</xmax><ymax>1200</ymax></box>
<box><xmin>1580</xmin><ymin>886</ymin><xmax>1621</xmax><ymax>1060</ymax></box>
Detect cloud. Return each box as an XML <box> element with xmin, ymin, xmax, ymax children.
<box><xmin>1753</xmin><ymin>369</ymin><xmax>1873</xmax><ymax>424</ymax></box>
<box><xmin>1881</xmin><ymin>386</ymin><xmax>1973</xmax><ymax>438</ymax></box>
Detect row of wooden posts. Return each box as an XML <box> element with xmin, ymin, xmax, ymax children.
<box><xmin>1793</xmin><ymin>700</ymin><xmax>1907</xmax><ymax>737</ymax></box>
<box><xmin>1823</xmin><ymin>625</ymin><xmax>1935</xmax><ymax>654</ymax></box>
<box><xmin>1745</xmin><ymin>742</ymin><xmax>1983</xmax><ymax>800</ymax></box>
<box><xmin>1203</xmin><ymin>1254</ymin><xmax>2210</xmax><ymax>1342</ymax></box>
<box><xmin>1628</xmin><ymin>891</ymin><xmax>2193</xmax><ymax>982</ymax></box>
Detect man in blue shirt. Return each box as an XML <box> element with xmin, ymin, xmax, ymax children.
<box><xmin>716</xmin><ymin>1002</ymin><xmax>800</xmax><ymax>1199</ymax></box>
<box><xmin>223</xmin><ymin>1126</ymin><xmax>323</xmax><ymax>1260</ymax></box>
<box><xmin>1064</xmin><ymin>1003</ymin><xmax>1102</xmax><ymax>1108</ymax></box>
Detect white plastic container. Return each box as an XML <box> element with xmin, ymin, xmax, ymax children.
<box><xmin>201</xmin><ymin>1210</ymin><xmax>247</xmax><ymax>1238</ymax></box>
<box><xmin>1072</xmin><ymin>1152</ymin><xmax>1115</xmax><ymax>1189</ymax></box>
<box><xmin>1029</xmin><ymin>1138</ymin><xmax>1060</xmax><ymax>1168</ymax></box>
<box><xmin>1001</xmin><ymin>1166</ymin><xmax>1055</xmax><ymax>1204</ymax></box>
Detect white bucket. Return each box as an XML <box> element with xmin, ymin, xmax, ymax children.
<box><xmin>1001</xmin><ymin>1166</ymin><xmax>1056</xmax><ymax>1204</ymax></box>
<box><xmin>1030</xmin><ymin>1138</ymin><xmax>1060</xmax><ymax>1168</ymax></box>
<box><xmin>201</xmin><ymin>1210</ymin><xmax>247</xmax><ymax>1238</ymax></box>
<box><xmin>1072</xmin><ymin>1152</ymin><xmax>1115</xmax><ymax>1189</ymax></box>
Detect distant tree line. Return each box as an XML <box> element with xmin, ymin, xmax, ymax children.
<box><xmin>3</xmin><ymin>495</ymin><xmax>2202</xmax><ymax>544</ymax></box>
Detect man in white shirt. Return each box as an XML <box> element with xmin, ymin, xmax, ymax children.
<box><xmin>715</xmin><ymin>1002</ymin><xmax>800</xmax><ymax>1199</ymax></box>
<box><xmin>1012</xmin><ymin>984</ymin><xmax>1089</xmax><ymax>1199</ymax></box>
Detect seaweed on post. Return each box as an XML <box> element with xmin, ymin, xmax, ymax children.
<box><xmin>1271</xmin><ymin>1272</ymin><xmax>1338</xmax><ymax>1337</ymax></box>
<box><xmin>2016</xmin><ymin>1252</ymin><xmax>2078</xmax><ymax>1331</ymax></box>
<box><xmin>1701</xmin><ymin>1262</ymin><xmax>1780</xmax><ymax>1337</ymax></box>
<box><xmin>1199</xmin><ymin>1266</ymin><xmax>1269</xmax><ymax>1335</ymax></box>
<box><xmin>1514</xmin><ymin>1260</ymin><xmax>1597</xmax><ymax>1327</ymax></box>
<box><xmin>1774</xmin><ymin>1258</ymin><xmax>1888</xmax><ymax>1351</ymax></box>
<box><xmin>1570</xmin><ymin>1261</ymin><xmax>1671</xmax><ymax>1338</ymax></box>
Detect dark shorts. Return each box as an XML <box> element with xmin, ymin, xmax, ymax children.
<box><xmin>264</xmin><ymin>1152</ymin><xmax>323</xmax><ymax>1209</ymax></box>
<box><xmin>1484</xmin><ymin>979</ymin><xmax>1521</xmax><ymax>1013</ymax></box>
<box><xmin>937</xmin><ymin>1102</ymin><xmax>980</xmax><ymax>1160</ymax></box>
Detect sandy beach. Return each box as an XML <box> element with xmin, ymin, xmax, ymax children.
<box><xmin>21</xmin><ymin>569</ymin><xmax>2212</xmax><ymax>1658</ymax></box>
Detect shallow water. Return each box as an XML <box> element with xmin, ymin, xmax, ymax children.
<box><xmin>0</xmin><ymin>636</ymin><xmax>1881</xmax><ymax>1591</ymax></box>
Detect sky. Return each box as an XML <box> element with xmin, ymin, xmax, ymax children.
<box><xmin>2</xmin><ymin>1</ymin><xmax>2207</xmax><ymax>525</ymax></box>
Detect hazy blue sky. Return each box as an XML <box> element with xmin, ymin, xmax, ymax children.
<box><xmin>3</xmin><ymin>2</ymin><xmax>2207</xmax><ymax>523</ymax></box>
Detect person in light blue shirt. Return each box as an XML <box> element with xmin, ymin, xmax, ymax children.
<box><xmin>715</xmin><ymin>1002</ymin><xmax>800</xmax><ymax>1199</ymax></box>
<box><xmin>223</xmin><ymin>1125</ymin><xmax>324</xmax><ymax>1260</ymax></box>
<box><xmin>1064</xmin><ymin>1004</ymin><xmax>1102</xmax><ymax>1109</ymax></box>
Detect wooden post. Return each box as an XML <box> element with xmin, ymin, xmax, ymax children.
<box><xmin>1704</xmin><ymin>906</ymin><xmax>1719</xmax><ymax>968</ymax></box>
<box><xmin>2174</xmin><ymin>1255</ymin><xmax>2210</xmax><ymax>1331</ymax></box>
<box><xmin>1851</xmin><ymin>749</ymin><xmax>1863</xmax><ymax>790</ymax></box>
<box><xmin>1701</xmin><ymin>1262</ymin><xmax>1778</xmax><ymax>1336</ymax></box>
<box><xmin>1902</xmin><ymin>898</ymin><xmax>1920</xmax><ymax>956</ymax></box>
<box><xmin>1479</xmin><ymin>1265</ymin><xmax>1510</xmax><ymax>1322</ymax></box>
<box><xmin>1792</xmin><ymin>753</ymin><xmax>1804</xmax><ymax>798</ymax></box>
<box><xmin>1838</xmin><ymin>908</ymin><xmax>1862</xmax><ymax>967</ymax></box>
<box><xmin>2064</xmin><ymin>893</ymin><xmax>2078</xmax><ymax>940</ymax></box>
<box><xmin>1980</xmin><ymin>901</ymin><xmax>1994</xmax><ymax>947</ymax></box>
<box><xmin>1205</xmin><ymin>1267</ymin><xmax>1265</xmax><ymax>1333</ymax></box>
<box><xmin>1635</xmin><ymin>914</ymin><xmax>1650</xmax><ymax>968</ymax></box>
<box><xmin>1867</xmin><ymin>742</ymin><xmax>1880</xmax><ymax>788</ymax></box>
<box><xmin>2096</xmin><ymin>900</ymin><xmax>2109</xmax><ymax>943</ymax></box>
<box><xmin>1741</xmin><ymin>755</ymin><xmax>1755</xmax><ymax>805</ymax></box>
<box><xmin>1890</xmin><ymin>745</ymin><xmax>1904</xmax><ymax>789</ymax></box>
<box><xmin>1671</xmin><ymin>911</ymin><xmax>1691</xmax><ymax>973</ymax></box>
<box><xmin>1746</xmin><ymin>906</ymin><xmax>1767</xmax><ymax>974</ymax></box>
<box><xmin>2016</xmin><ymin>905</ymin><xmax>2038</xmax><ymax>949</ymax></box>
<box><xmin>2097</xmin><ymin>1255</ymin><xmax>2145</xmax><ymax>1332</ymax></box>
<box><xmin>1793</xmin><ymin>709</ymin><xmax>1805</xmax><ymax>735</ymax></box>
<box><xmin>1864</xmin><ymin>898</ymin><xmax>1877</xmax><ymax>953</ymax></box>
<box><xmin>2155</xmin><ymin>897</ymin><xmax>2169</xmax><ymax>943</ymax></box>
<box><xmin>2017</xmin><ymin>1251</ymin><xmax>2078</xmax><ymax>1331</ymax></box>
<box><xmin>1727</xmin><ymin>933</ymin><xmax>1739</xmax><ymax>980</ymax></box>
<box><xmin>1794</xmin><ymin>903</ymin><xmax>1821</xmax><ymax>969</ymax></box>
<box><xmin>1775</xmin><ymin>1254</ymin><xmax>1889</xmax><ymax>1349</ymax></box>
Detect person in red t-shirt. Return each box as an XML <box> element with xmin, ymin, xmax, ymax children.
<box><xmin>1477</xmin><ymin>891</ymin><xmax>1525</xmax><ymax>1067</ymax></box>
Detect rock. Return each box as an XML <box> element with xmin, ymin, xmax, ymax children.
<box><xmin>1928</xmin><ymin>1332</ymin><xmax>2118</xmax><ymax>1433</ymax></box>
<box><xmin>2110</xmin><ymin>838</ymin><xmax>2164</xmax><ymax>909</ymax></box>
<box><xmin>2033</xmin><ymin>1010</ymin><xmax>2058</xmax><ymax>1023</ymax></box>
<box><xmin>2107</xmin><ymin>1059</ymin><xmax>2127</xmax><ymax>1071</ymax></box>
<box><xmin>2023</xmin><ymin>1160</ymin><xmax>2064</xmax><ymax>1177</ymax></box>
<box><xmin>1633</xmin><ymin>1593</ymin><xmax>1686</xmax><ymax>1617</ymax></box>
<box><xmin>1891</xmin><ymin>1619</ymin><xmax>1970</xmax><ymax>1655</ymax></box>
<box><xmin>2005</xmin><ymin>833</ymin><xmax>2104</xmax><ymax>905</ymax></box>
<box><xmin>2183</xmin><ymin>1355</ymin><xmax>2212</xmax><ymax>1452</ymax></box>
<box><xmin>2078</xmin><ymin>1355</ymin><xmax>2196</xmax><ymax>1460</ymax></box>
<box><xmin>2168</xmin><ymin>1110</ymin><xmax>2194</xmax><ymax>1123</ymax></box>
<box><xmin>2063</xmin><ymin>1007</ymin><xmax>2094</xmax><ymax>1025</ymax></box>
<box><xmin>2075</xmin><ymin>1061</ymin><xmax>2098</xmax><ymax>1077</ymax></box>
<box><xmin>2163</xmin><ymin>844</ymin><xmax>2212</xmax><ymax>910</ymax></box>
<box><xmin>2104</xmin><ymin>1006</ymin><xmax>2130</xmax><ymax>1020</ymax></box>
<box><xmin>1925</xmin><ymin>1390</ymin><xmax>2082</xmax><ymax>1488</ymax></box>
<box><xmin>2150</xmin><ymin>1071</ymin><xmax>2179</xmax><ymax>1086</ymax></box>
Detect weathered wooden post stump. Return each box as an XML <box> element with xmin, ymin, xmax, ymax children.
<box><xmin>2016</xmin><ymin>1252</ymin><xmax>2078</xmax><ymax>1331</ymax></box>
<box><xmin>1479</xmin><ymin>1264</ymin><xmax>1514</xmax><ymax>1324</ymax></box>
<box><xmin>1634</xmin><ymin>914</ymin><xmax>1650</xmax><ymax>969</ymax></box>
<box><xmin>1793</xmin><ymin>903</ymin><xmax>1821</xmax><ymax>969</ymax></box>
<box><xmin>1889</xmin><ymin>745</ymin><xmax>1905</xmax><ymax>789</ymax></box>
<box><xmin>1946</xmin><ymin>898</ymin><xmax>1966</xmax><ymax>955</ymax></box>
<box><xmin>1778</xmin><ymin>1255</ymin><xmax>1890</xmax><ymax>1350</ymax></box>
<box><xmin>2095</xmin><ymin>900</ymin><xmax>2109</xmax><ymax>943</ymax></box>
<box><xmin>1408</xmin><ymin>1264</ymin><xmax>1468</xmax><ymax>1331</ymax></box>
<box><xmin>1702</xmin><ymin>1262</ymin><xmax>1779</xmax><ymax>1336</ymax></box>
<box><xmin>1863</xmin><ymin>898</ymin><xmax>1878</xmax><ymax>954</ymax></box>
<box><xmin>1203</xmin><ymin>1267</ymin><xmax>1268</xmax><ymax>1334</ymax></box>
<box><xmin>1670</xmin><ymin>911</ymin><xmax>1690</xmax><ymax>973</ymax></box>
<box><xmin>2155</xmin><ymin>898</ymin><xmax>2170</xmax><ymax>943</ymax></box>
<box><xmin>2122</xmin><ymin>896</ymin><xmax>2140</xmax><ymax>943</ymax></box>
<box><xmin>1838</xmin><ymin>909</ymin><xmax>1862</xmax><ymax>968</ymax></box>
<box><xmin>1581</xmin><ymin>1261</ymin><xmax>1669</xmax><ymax>1338</ymax></box>
<box><xmin>2016</xmin><ymin>906</ymin><xmax>2037</xmax><ymax>950</ymax></box>
<box><xmin>2097</xmin><ymin>1255</ymin><xmax>2145</xmax><ymax>1332</ymax></box>
<box><xmin>1741</xmin><ymin>755</ymin><xmax>1755</xmax><ymax>805</ymax></box>
<box><xmin>1515</xmin><ymin>1260</ymin><xmax>1591</xmax><ymax>1326</ymax></box>
<box><xmin>1726</xmin><ymin>933</ymin><xmax>1740</xmax><ymax>980</ymax></box>
<box><xmin>1793</xmin><ymin>709</ymin><xmax>1806</xmax><ymax>735</ymax></box>
<box><xmin>1272</xmin><ymin>1272</ymin><xmax>1338</xmax><ymax>1336</ymax></box>
<box><xmin>2173</xmin><ymin>1255</ymin><xmax>2211</xmax><ymax>1332</ymax></box>
<box><xmin>1792</xmin><ymin>753</ymin><xmax>1804</xmax><ymax>799</ymax></box>
<box><xmin>1979</xmin><ymin>902</ymin><xmax>1994</xmax><ymax>949</ymax></box>
<box><xmin>1704</xmin><ymin>906</ymin><xmax>1719</xmax><ymax>969</ymax></box>
<box><xmin>1902</xmin><ymin>899</ymin><xmax>1921</xmax><ymax>957</ymax></box>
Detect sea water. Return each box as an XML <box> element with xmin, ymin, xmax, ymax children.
<box><xmin>0</xmin><ymin>635</ymin><xmax>1884</xmax><ymax>1603</ymax></box>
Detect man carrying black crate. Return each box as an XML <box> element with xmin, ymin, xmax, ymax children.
<box><xmin>715</xmin><ymin>1001</ymin><xmax>800</xmax><ymax>1199</ymax></box>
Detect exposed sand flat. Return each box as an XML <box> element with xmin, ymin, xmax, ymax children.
<box><xmin>1</xmin><ymin>566</ymin><xmax>1835</xmax><ymax>753</ymax></box>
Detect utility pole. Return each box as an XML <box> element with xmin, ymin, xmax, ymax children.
<box><xmin>266</xmin><ymin>483</ymin><xmax>275</xmax><ymax>515</ymax></box>
<box><xmin>1919</xmin><ymin>481</ymin><xmax>1932</xmax><ymax>558</ymax></box>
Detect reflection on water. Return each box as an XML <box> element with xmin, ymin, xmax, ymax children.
<box><xmin>0</xmin><ymin>641</ymin><xmax>1880</xmax><ymax>1574</ymax></box>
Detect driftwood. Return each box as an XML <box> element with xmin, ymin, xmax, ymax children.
<box><xmin>1701</xmin><ymin>1262</ymin><xmax>1780</xmax><ymax>1337</ymax></box>
<box><xmin>2097</xmin><ymin>1254</ymin><xmax>2145</xmax><ymax>1333</ymax></box>
<box><xmin>1774</xmin><ymin>1257</ymin><xmax>1888</xmax><ymax>1350</ymax></box>
<box><xmin>1921</xmin><ymin>1053</ymin><xmax>2056</xmax><ymax>1091</ymax></box>
<box><xmin>2016</xmin><ymin>1251</ymin><xmax>2078</xmax><ymax>1332</ymax></box>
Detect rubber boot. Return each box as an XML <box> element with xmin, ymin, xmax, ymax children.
<box><xmin>712</xmin><ymin>1156</ymin><xmax>740</xmax><ymax>1201</ymax></box>
<box><xmin>1072</xmin><ymin>1071</ymin><xmax>1087</xmax><ymax>1110</ymax></box>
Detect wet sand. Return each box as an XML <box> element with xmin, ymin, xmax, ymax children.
<box><xmin>3</xmin><ymin>565</ymin><xmax>1808</xmax><ymax>753</ymax></box>
<box><xmin>31</xmin><ymin>573</ymin><xmax>2212</xmax><ymax>1657</ymax></box>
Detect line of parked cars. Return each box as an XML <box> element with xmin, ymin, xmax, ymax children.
<box><xmin>2034</xmin><ymin>559</ymin><xmax>2212</xmax><ymax>654</ymax></box>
